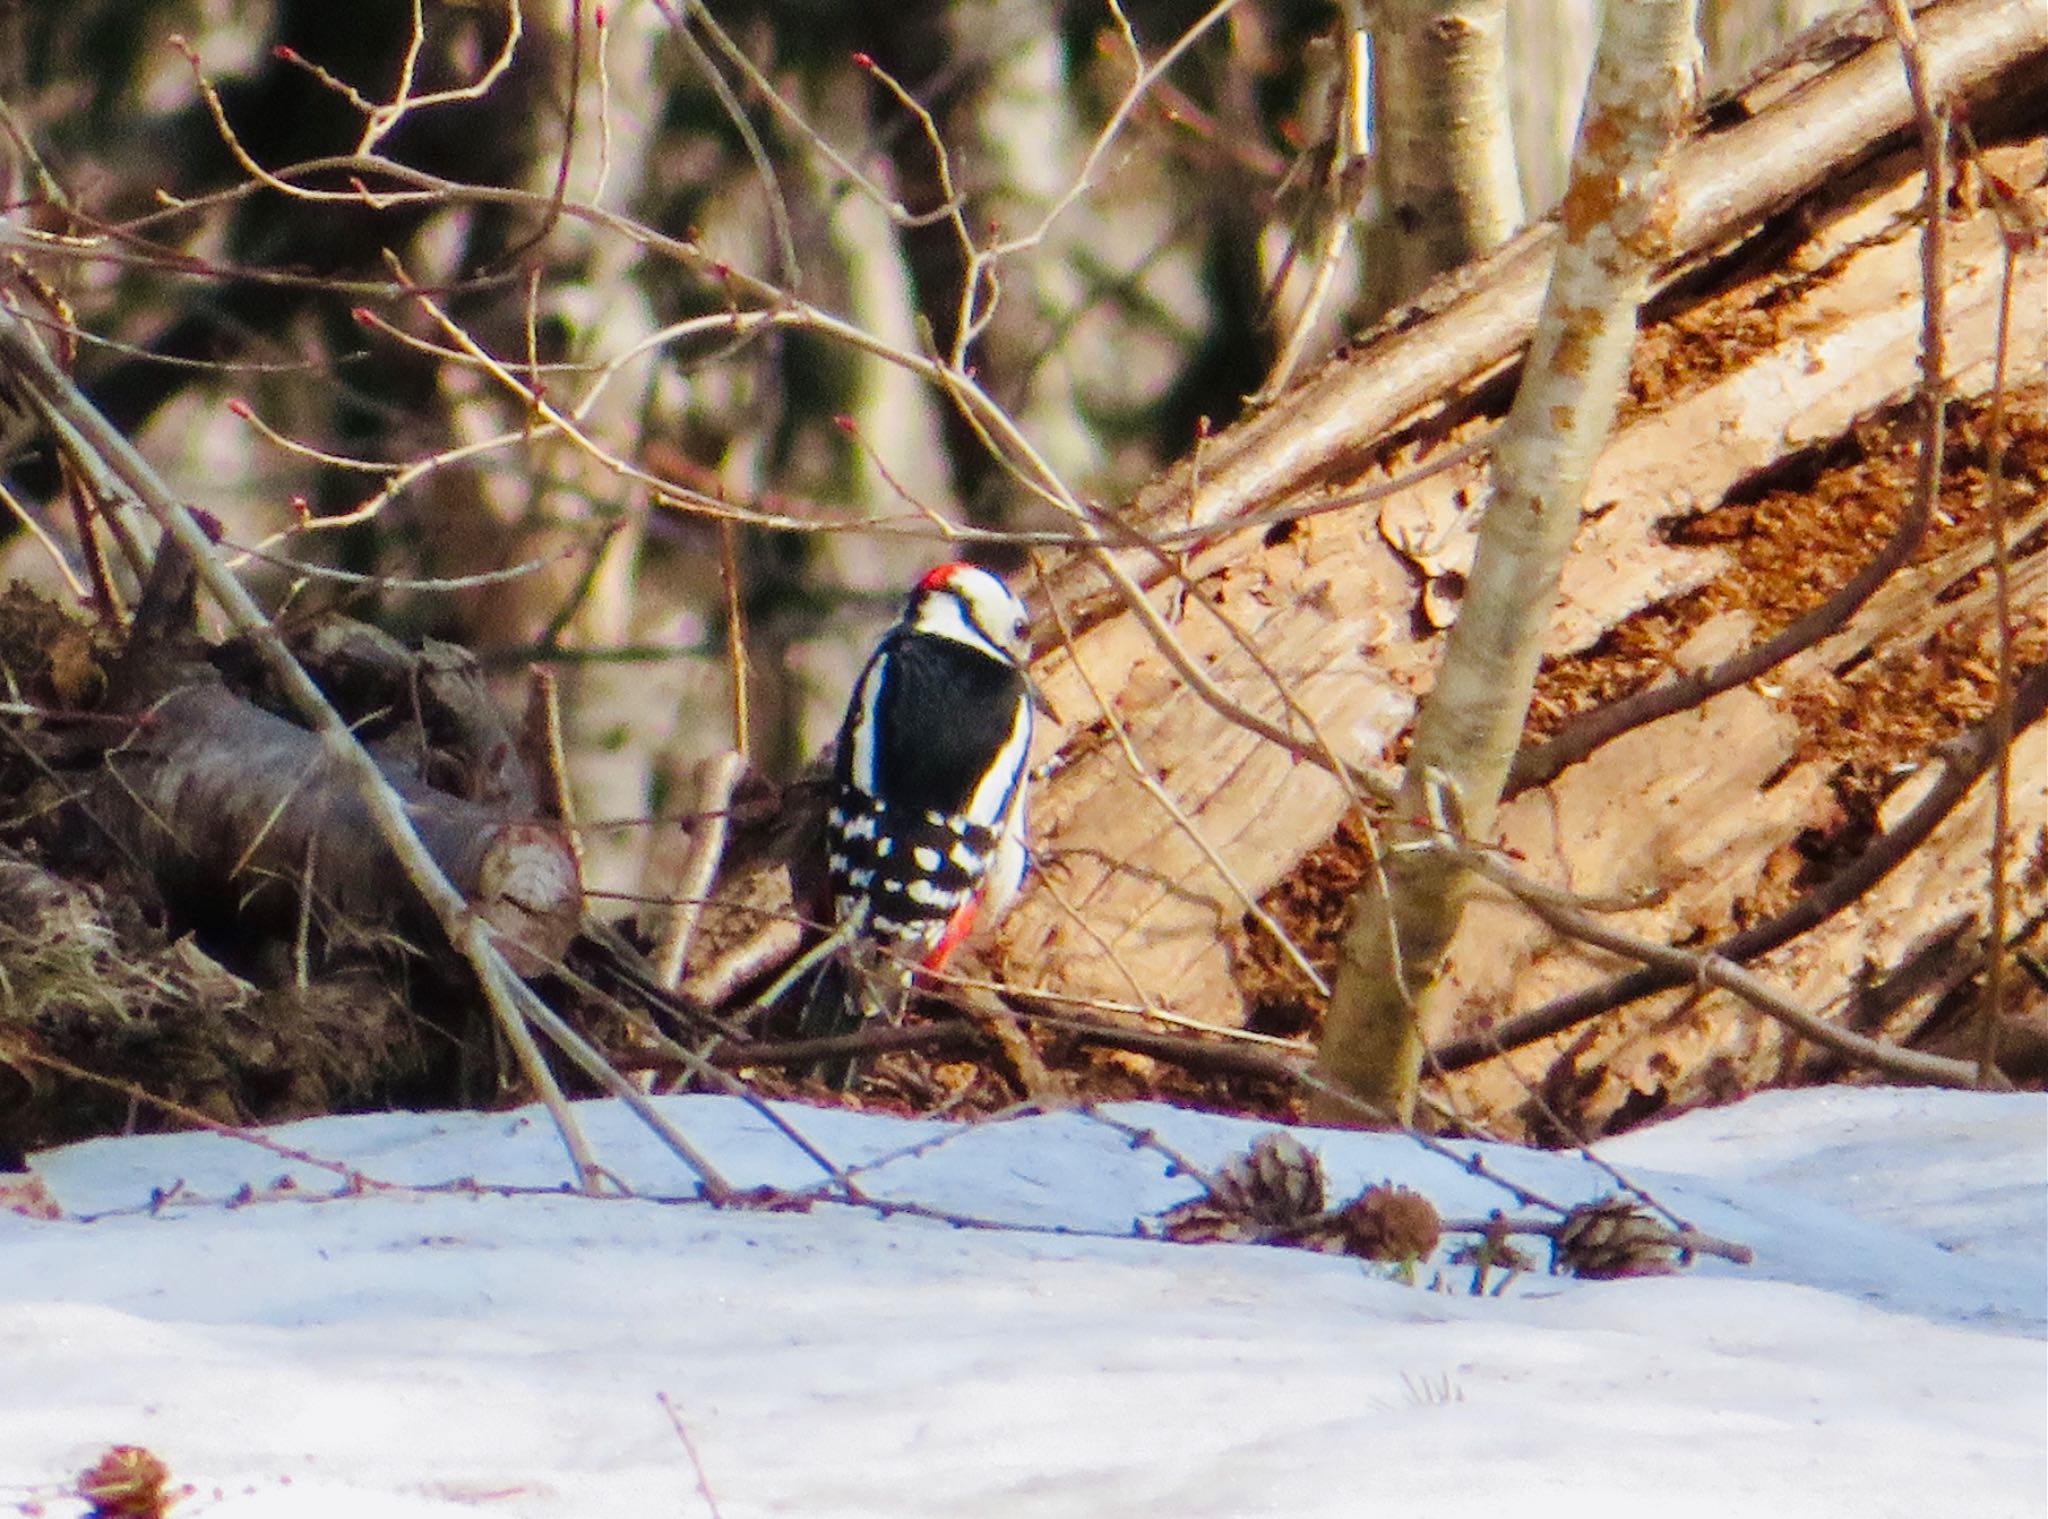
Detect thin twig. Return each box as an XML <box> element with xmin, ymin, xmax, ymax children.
<box><xmin>717</xmin><ymin>522</ymin><xmax>750</xmax><ymax>759</ymax></box>
<box><xmin>657</xmin><ymin>1393</ymin><xmax>728</xmax><ymax>1519</ymax></box>
<box><xmin>652</xmin><ymin>752</ymin><xmax>748</xmax><ymax>990</ymax></box>
<box><xmin>13</xmin><ymin>1049</ymin><xmax>398</xmax><ymax>1197</ymax></box>
<box><xmin>547</xmin><ymin>957</ymin><xmax>863</xmax><ymax>1201</ymax></box>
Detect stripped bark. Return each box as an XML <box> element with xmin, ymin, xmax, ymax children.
<box><xmin>1438</xmin><ymin>672</ymin><xmax>2048</xmax><ymax>1134</ymax></box>
<box><xmin>970</xmin><ymin>7</ymin><xmax>2048</xmax><ymax>1137</ymax></box>
<box><xmin>546</xmin><ymin>3</ymin><xmax>2048</xmax><ymax>1135</ymax></box>
<box><xmin>1033</xmin><ymin>0</ymin><xmax>2048</xmax><ymax>637</ymax></box>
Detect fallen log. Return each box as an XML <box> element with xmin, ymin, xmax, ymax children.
<box><xmin>89</xmin><ymin>675</ymin><xmax>581</xmax><ymax>976</ymax></box>
<box><xmin>1005</xmin><ymin>128</ymin><xmax>2047</xmax><ymax>1022</ymax></box>
<box><xmin>1037</xmin><ymin>0</ymin><xmax>2048</xmax><ymax>633</ymax></box>
<box><xmin>11</xmin><ymin>520</ymin><xmax>587</xmax><ymax>981</ymax></box>
<box><xmin>640</xmin><ymin>3</ymin><xmax>2048</xmax><ymax>1132</ymax></box>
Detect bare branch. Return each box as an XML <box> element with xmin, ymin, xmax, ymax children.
<box><xmin>1460</xmin><ymin>848</ymin><xmax>1981</xmax><ymax>1085</ymax></box>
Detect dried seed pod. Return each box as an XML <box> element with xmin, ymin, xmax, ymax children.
<box><xmin>1207</xmin><ymin>1130</ymin><xmax>1326</xmax><ymax>1224</ymax></box>
<box><xmin>1281</xmin><ymin>1214</ymin><xmax>1354</xmax><ymax>1254</ymax></box>
<box><xmin>1158</xmin><ymin>1131</ymin><xmax>1328</xmax><ymax>1244</ymax></box>
<box><xmin>1339</xmin><ymin>1184</ymin><xmax>1443</xmax><ymax>1262</ymax></box>
<box><xmin>77</xmin><ymin>1444</ymin><xmax>173</xmax><ymax>1519</ymax></box>
<box><xmin>1553</xmin><ymin>1197</ymin><xmax>1682</xmax><ymax>1279</ymax></box>
<box><xmin>1157</xmin><ymin>1199</ymin><xmax>1269</xmax><ymax>1245</ymax></box>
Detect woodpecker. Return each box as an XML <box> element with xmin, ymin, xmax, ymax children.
<box><xmin>803</xmin><ymin>562</ymin><xmax>1035</xmax><ymax>1044</ymax></box>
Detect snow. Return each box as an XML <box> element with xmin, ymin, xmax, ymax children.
<box><xmin>2</xmin><ymin>1087</ymin><xmax>2042</xmax><ymax>1518</ymax></box>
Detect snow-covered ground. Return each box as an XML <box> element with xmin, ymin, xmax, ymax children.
<box><xmin>2</xmin><ymin>1086</ymin><xmax>2042</xmax><ymax>1518</ymax></box>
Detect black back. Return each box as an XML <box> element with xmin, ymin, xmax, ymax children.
<box><xmin>835</xmin><ymin>631</ymin><xmax>1029</xmax><ymax>818</ymax></box>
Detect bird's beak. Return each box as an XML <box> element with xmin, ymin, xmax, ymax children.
<box><xmin>1026</xmin><ymin>672</ymin><xmax>1061</xmax><ymax>725</ymax></box>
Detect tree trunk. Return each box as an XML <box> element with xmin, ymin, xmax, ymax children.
<box><xmin>1363</xmin><ymin>0</ymin><xmax>1527</xmax><ymax>317</ymax></box>
<box><xmin>1315</xmin><ymin>0</ymin><xmax>1702</xmax><ymax>1123</ymax></box>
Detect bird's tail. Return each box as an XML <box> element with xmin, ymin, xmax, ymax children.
<box><xmin>794</xmin><ymin>951</ymin><xmax>905</xmax><ymax>1088</ymax></box>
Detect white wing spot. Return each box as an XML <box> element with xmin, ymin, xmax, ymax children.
<box><xmin>905</xmin><ymin>878</ymin><xmax>964</xmax><ymax>908</ymax></box>
<box><xmin>912</xmin><ymin>845</ymin><xmax>942</xmax><ymax>872</ymax></box>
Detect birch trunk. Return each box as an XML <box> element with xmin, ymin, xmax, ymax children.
<box><xmin>1363</xmin><ymin>0</ymin><xmax>1528</xmax><ymax>316</ymax></box>
<box><xmin>1314</xmin><ymin>0</ymin><xmax>1703</xmax><ymax>1121</ymax></box>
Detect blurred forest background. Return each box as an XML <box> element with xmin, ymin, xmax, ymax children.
<box><xmin>0</xmin><ymin>0</ymin><xmax>1837</xmax><ymax>892</ymax></box>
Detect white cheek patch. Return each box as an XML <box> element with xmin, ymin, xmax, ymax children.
<box><xmin>935</xmin><ymin>568</ymin><xmax>1031</xmax><ymax>661</ymax></box>
<box><xmin>910</xmin><ymin>589</ymin><xmax>1009</xmax><ymax>664</ymax></box>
